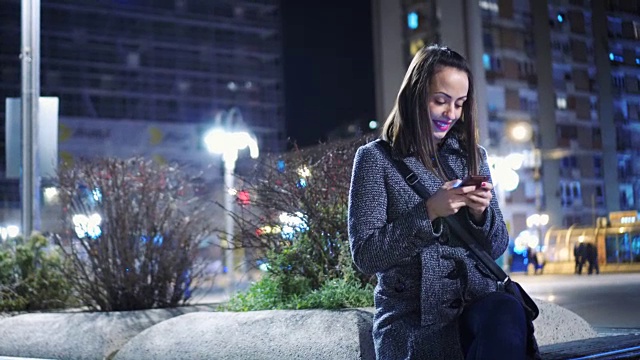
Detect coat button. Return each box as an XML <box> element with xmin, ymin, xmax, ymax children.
<box><xmin>438</xmin><ymin>235</ymin><xmax>449</xmax><ymax>245</ymax></box>
<box><xmin>394</xmin><ymin>282</ymin><xmax>406</xmax><ymax>293</ymax></box>
<box><xmin>449</xmin><ymin>298</ymin><xmax>463</xmax><ymax>308</ymax></box>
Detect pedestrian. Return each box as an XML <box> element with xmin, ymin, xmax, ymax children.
<box><xmin>573</xmin><ymin>242</ymin><xmax>581</xmax><ymax>274</ymax></box>
<box><xmin>575</xmin><ymin>242</ymin><xmax>586</xmax><ymax>275</ymax></box>
<box><xmin>535</xmin><ymin>249</ymin><xmax>546</xmax><ymax>275</ymax></box>
<box><xmin>527</xmin><ymin>246</ymin><xmax>539</xmax><ymax>275</ymax></box>
<box><xmin>348</xmin><ymin>45</ymin><xmax>533</xmax><ymax>359</ymax></box>
<box><xmin>586</xmin><ymin>243</ymin><xmax>600</xmax><ymax>275</ymax></box>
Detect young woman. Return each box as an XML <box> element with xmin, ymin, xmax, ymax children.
<box><xmin>348</xmin><ymin>45</ymin><xmax>528</xmax><ymax>359</ymax></box>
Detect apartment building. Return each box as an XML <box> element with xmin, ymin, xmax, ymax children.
<box><xmin>372</xmin><ymin>0</ymin><xmax>640</xmax><ymax>236</ymax></box>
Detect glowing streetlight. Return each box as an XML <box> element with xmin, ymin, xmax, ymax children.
<box><xmin>507</xmin><ymin>121</ymin><xmax>533</xmax><ymax>143</ymax></box>
<box><xmin>203</xmin><ymin>107</ymin><xmax>259</xmax><ymax>293</ymax></box>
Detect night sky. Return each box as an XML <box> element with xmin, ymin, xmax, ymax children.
<box><xmin>281</xmin><ymin>0</ymin><xmax>376</xmax><ymax>147</ymax></box>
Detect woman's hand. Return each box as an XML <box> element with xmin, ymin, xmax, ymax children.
<box><xmin>425</xmin><ymin>180</ymin><xmax>477</xmax><ymax>221</ymax></box>
<box><xmin>465</xmin><ymin>181</ymin><xmax>493</xmax><ymax>222</ymax></box>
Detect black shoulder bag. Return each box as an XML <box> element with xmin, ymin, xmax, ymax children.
<box><xmin>375</xmin><ymin>140</ymin><xmax>541</xmax><ymax>359</ymax></box>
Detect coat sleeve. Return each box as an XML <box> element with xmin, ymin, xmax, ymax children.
<box><xmin>348</xmin><ymin>145</ymin><xmax>443</xmax><ymax>274</ymax></box>
<box><xmin>461</xmin><ymin>146</ymin><xmax>509</xmax><ymax>259</ymax></box>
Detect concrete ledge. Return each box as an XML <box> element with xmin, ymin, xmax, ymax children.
<box><xmin>532</xmin><ymin>299</ymin><xmax>597</xmax><ymax>345</ymax></box>
<box><xmin>0</xmin><ymin>299</ymin><xmax>595</xmax><ymax>360</ymax></box>
<box><xmin>114</xmin><ymin>309</ymin><xmax>374</xmax><ymax>360</ymax></box>
<box><xmin>0</xmin><ymin>307</ymin><xmax>207</xmax><ymax>360</ymax></box>
<box><xmin>115</xmin><ymin>300</ymin><xmax>593</xmax><ymax>360</ymax></box>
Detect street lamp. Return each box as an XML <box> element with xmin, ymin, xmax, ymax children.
<box><xmin>527</xmin><ymin>212</ymin><xmax>549</xmax><ymax>249</ymax></box>
<box><xmin>203</xmin><ymin>107</ymin><xmax>258</xmax><ymax>293</ymax></box>
<box><xmin>506</xmin><ymin>120</ymin><xmax>543</xmax><ymax>208</ymax></box>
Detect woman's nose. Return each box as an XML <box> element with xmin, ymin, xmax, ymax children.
<box><xmin>443</xmin><ymin>104</ymin><xmax>456</xmax><ymax>120</ymax></box>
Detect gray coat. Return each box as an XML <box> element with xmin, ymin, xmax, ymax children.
<box><xmin>348</xmin><ymin>136</ymin><xmax>509</xmax><ymax>359</ymax></box>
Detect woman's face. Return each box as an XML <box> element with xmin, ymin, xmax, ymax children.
<box><xmin>428</xmin><ymin>66</ymin><xmax>469</xmax><ymax>142</ymax></box>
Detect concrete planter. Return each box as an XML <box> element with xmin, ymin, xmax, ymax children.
<box><xmin>0</xmin><ymin>300</ymin><xmax>596</xmax><ymax>360</ymax></box>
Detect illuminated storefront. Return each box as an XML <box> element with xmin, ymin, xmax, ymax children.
<box><xmin>542</xmin><ymin>211</ymin><xmax>640</xmax><ymax>268</ymax></box>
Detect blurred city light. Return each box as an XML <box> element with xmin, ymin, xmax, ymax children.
<box><xmin>279</xmin><ymin>211</ymin><xmax>308</xmax><ymax>240</ymax></box>
<box><xmin>73</xmin><ymin>213</ymin><xmax>102</xmax><ymax>239</ymax></box>
<box><xmin>504</xmin><ymin>153</ymin><xmax>525</xmax><ymax>171</ymax></box>
<box><xmin>369</xmin><ymin>120</ymin><xmax>378</xmax><ymax>130</ymax></box>
<box><xmin>237</xmin><ymin>190</ymin><xmax>250</xmax><ymax>206</ymax></box>
<box><xmin>514</xmin><ymin>229</ymin><xmax>539</xmax><ymax>254</ymax></box>
<box><xmin>527</xmin><ymin>213</ymin><xmax>549</xmax><ymax>228</ymax></box>
<box><xmin>92</xmin><ymin>188</ymin><xmax>102</xmax><ymax>202</ymax></box>
<box><xmin>203</xmin><ymin>129</ymin><xmax>259</xmax><ymax>162</ymax></box>
<box><xmin>297</xmin><ymin>166</ymin><xmax>311</xmax><ymax>178</ymax></box>
<box><xmin>407</xmin><ymin>12</ymin><xmax>418</xmax><ymax>30</ymax></box>
<box><xmin>489</xmin><ymin>157</ymin><xmax>520</xmax><ymax>192</ymax></box>
<box><xmin>0</xmin><ymin>225</ymin><xmax>20</xmax><ymax>240</ymax></box>
<box><xmin>227</xmin><ymin>188</ymin><xmax>238</xmax><ymax>196</ymax></box>
<box><xmin>508</xmin><ymin>121</ymin><xmax>533</xmax><ymax>143</ymax></box>
<box><xmin>44</xmin><ymin>187</ymin><xmax>59</xmax><ymax>203</ymax></box>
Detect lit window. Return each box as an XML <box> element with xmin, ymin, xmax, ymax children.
<box><xmin>483</xmin><ymin>54</ymin><xmax>491</xmax><ymax>70</ymax></box>
<box><xmin>479</xmin><ymin>1</ymin><xmax>499</xmax><ymax>12</ymax></box>
<box><xmin>557</xmin><ymin>13</ymin><xmax>565</xmax><ymax>23</ymax></box>
<box><xmin>609</xmin><ymin>52</ymin><xmax>624</xmax><ymax>63</ymax></box>
<box><xmin>408</xmin><ymin>12</ymin><xmax>419</xmax><ymax>30</ymax></box>
<box><xmin>636</xmin><ymin>58</ymin><xmax>640</xmax><ymax>65</ymax></box>
<box><xmin>634</xmin><ymin>21</ymin><xmax>640</xmax><ymax>39</ymax></box>
<box><xmin>556</xmin><ymin>97</ymin><xmax>567</xmax><ymax>109</ymax></box>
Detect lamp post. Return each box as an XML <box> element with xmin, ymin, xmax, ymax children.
<box><xmin>526</xmin><ymin>213</ymin><xmax>549</xmax><ymax>248</ymax></box>
<box><xmin>505</xmin><ymin>120</ymin><xmax>544</xmax><ymax>212</ymax></box>
<box><xmin>203</xmin><ymin>107</ymin><xmax>259</xmax><ymax>293</ymax></box>
<box><xmin>21</xmin><ymin>0</ymin><xmax>41</xmax><ymax>237</ymax></box>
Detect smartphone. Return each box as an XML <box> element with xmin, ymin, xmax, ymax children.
<box><xmin>456</xmin><ymin>175</ymin><xmax>490</xmax><ymax>188</ymax></box>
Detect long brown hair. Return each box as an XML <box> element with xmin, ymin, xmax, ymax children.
<box><xmin>381</xmin><ymin>44</ymin><xmax>480</xmax><ymax>180</ymax></box>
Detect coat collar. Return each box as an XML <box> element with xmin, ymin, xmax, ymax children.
<box><xmin>398</xmin><ymin>135</ymin><xmax>468</xmax><ymax>197</ymax></box>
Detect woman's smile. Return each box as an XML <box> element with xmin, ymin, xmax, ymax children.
<box><xmin>432</xmin><ymin>120</ymin><xmax>454</xmax><ymax>131</ymax></box>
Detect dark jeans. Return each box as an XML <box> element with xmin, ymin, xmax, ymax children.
<box><xmin>459</xmin><ymin>291</ymin><xmax>528</xmax><ymax>360</ymax></box>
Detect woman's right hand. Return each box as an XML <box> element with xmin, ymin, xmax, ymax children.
<box><xmin>425</xmin><ymin>180</ymin><xmax>476</xmax><ymax>221</ymax></box>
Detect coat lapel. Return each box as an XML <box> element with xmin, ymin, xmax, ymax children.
<box><xmin>398</xmin><ymin>136</ymin><xmax>469</xmax><ymax>196</ymax></box>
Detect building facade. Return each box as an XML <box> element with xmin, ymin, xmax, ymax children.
<box><xmin>0</xmin><ymin>0</ymin><xmax>285</xmax><ymax>166</ymax></box>
<box><xmin>372</xmin><ymin>0</ymin><xmax>640</xmax><ymax>238</ymax></box>
<box><xmin>0</xmin><ymin>0</ymin><xmax>285</xmax><ymax>233</ymax></box>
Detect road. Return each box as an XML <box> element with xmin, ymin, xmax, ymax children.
<box><xmin>513</xmin><ymin>273</ymin><xmax>640</xmax><ymax>334</ymax></box>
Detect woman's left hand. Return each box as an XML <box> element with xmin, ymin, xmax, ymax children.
<box><xmin>465</xmin><ymin>181</ymin><xmax>493</xmax><ymax>222</ymax></box>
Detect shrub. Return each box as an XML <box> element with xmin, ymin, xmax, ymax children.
<box><xmin>221</xmin><ymin>136</ymin><xmax>376</xmax><ymax>311</ymax></box>
<box><xmin>55</xmin><ymin>157</ymin><xmax>213</xmax><ymax>311</ymax></box>
<box><xmin>223</xmin><ymin>274</ymin><xmax>373</xmax><ymax>312</ymax></box>
<box><xmin>0</xmin><ymin>233</ymin><xmax>73</xmax><ymax>312</ymax></box>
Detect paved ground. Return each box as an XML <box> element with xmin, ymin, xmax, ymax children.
<box><xmin>513</xmin><ymin>273</ymin><xmax>640</xmax><ymax>335</ymax></box>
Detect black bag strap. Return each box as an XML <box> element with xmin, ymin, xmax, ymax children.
<box><xmin>374</xmin><ymin>139</ymin><xmax>511</xmax><ymax>286</ymax></box>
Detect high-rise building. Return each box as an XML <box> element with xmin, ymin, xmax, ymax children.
<box><xmin>371</xmin><ymin>0</ymin><xmax>640</xmax><ymax>235</ymax></box>
<box><xmin>0</xmin><ymin>0</ymin><xmax>285</xmax><ymax>165</ymax></box>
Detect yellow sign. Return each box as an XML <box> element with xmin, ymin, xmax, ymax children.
<box><xmin>609</xmin><ymin>211</ymin><xmax>639</xmax><ymax>225</ymax></box>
